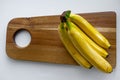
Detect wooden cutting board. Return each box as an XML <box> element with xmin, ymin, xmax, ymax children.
<box><xmin>6</xmin><ymin>12</ymin><xmax>116</xmax><ymax>68</ymax></box>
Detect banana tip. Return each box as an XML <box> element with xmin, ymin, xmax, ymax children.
<box><xmin>106</xmin><ymin>54</ymin><xmax>109</xmax><ymax>58</ymax></box>
<box><xmin>89</xmin><ymin>66</ymin><xmax>93</xmax><ymax>69</ymax></box>
<box><xmin>108</xmin><ymin>45</ymin><xmax>111</xmax><ymax>49</ymax></box>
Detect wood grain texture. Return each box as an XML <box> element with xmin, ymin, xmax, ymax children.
<box><xmin>6</xmin><ymin>12</ymin><xmax>116</xmax><ymax>68</ymax></box>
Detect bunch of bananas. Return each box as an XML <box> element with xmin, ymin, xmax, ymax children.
<box><xmin>58</xmin><ymin>10</ymin><xmax>112</xmax><ymax>73</ymax></box>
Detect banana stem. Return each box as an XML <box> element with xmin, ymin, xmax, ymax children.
<box><xmin>60</xmin><ymin>10</ymin><xmax>72</xmax><ymax>30</ymax></box>
<box><xmin>60</xmin><ymin>10</ymin><xmax>71</xmax><ymax>22</ymax></box>
<box><xmin>65</xmin><ymin>21</ymin><xmax>72</xmax><ymax>30</ymax></box>
<box><xmin>60</xmin><ymin>22</ymin><xmax>64</xmax><ymax>29</ymax></box>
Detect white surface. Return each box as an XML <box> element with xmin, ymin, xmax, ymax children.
<box><xmin>0</xmin><ymin>0</ymin><xmax>120</xmax><ymax>80</ymax></box>
<box><xmin>14</xmin><ymin>30</ymin><xmax>31</xmax><ymax>48</ymax></box>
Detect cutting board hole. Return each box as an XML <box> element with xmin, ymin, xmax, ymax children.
<box><xmin>14</xmin><ymin>29</ymin><xmax>31</xmax><ymax>48</ymax></box>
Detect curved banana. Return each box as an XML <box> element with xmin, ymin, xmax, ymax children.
<box><xmin>72</xmin><ymin>22</ymin><xmax>108</xmax><ymax>58</ymax></box>
<box><xmin>66</xmin><ymin>21</ymin><xmax>112</xmax><ymax>73</ymax></box>
<box><xmin>69</xmin><ymin>13</ymin><xmax>111</xmax><ymax>49</ymax></box>
<box><xmin>58</xmin><ymin>22</ymin><xmax>92</xmax><ymax>69</ymax></box>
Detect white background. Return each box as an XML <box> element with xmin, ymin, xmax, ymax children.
<box><xmin>0</xmin><ymin>0</ymin><xmax>120</xmax><ymax>80</ymax></box>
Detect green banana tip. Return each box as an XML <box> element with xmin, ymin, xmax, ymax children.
<box><xmin>60</xmin><ymin>10</ymin><xmax>71</xmax><ymax>22</ymax></box>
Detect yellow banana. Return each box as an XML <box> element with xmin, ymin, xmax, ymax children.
<box><xmin>58</xmin><ymin>22</ymin><xmax>92</xmax><ymax>69</ymax></box>
<box><xmin>69</xmin><ymin>13</ymin><xmax>111</xmax><ymax>49</ymax></box>
<box><xmin>66</xmin><ymin>21</ymin><xmax>112</xmax><ymax>73</ymax></box>
<box><xmin>71</xmin><ymin>22</ymin><xmax>108</xmax><ymax>58</ymax></box>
